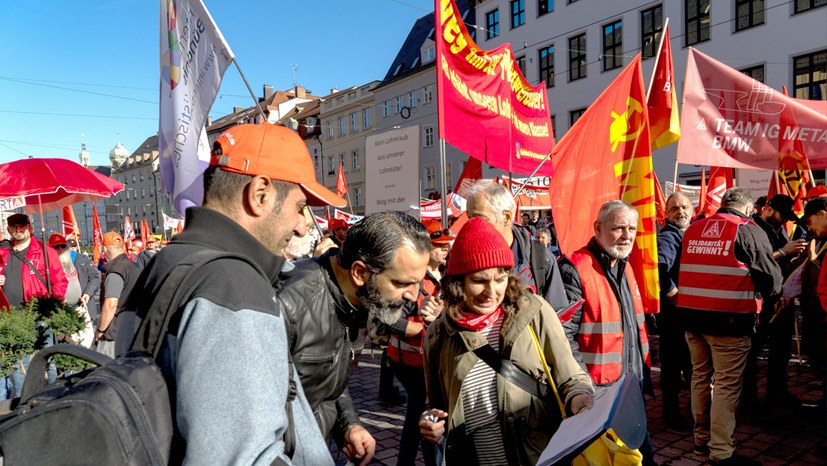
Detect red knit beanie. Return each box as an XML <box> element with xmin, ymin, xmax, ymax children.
<box><xmin>446</xmin><ymin>217</ymin><xmax>514</xmax><ymax>276</ymax></box>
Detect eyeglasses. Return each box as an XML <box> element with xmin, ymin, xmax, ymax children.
<box><xmin>430</xmin><ymin>228</ymin><xmax>454</xmax><ymax>240</ymax></box>
<box><xmin>53</xmin><ymin>245</ymin><xmax>67</xmax><ymax>250</ymax></box>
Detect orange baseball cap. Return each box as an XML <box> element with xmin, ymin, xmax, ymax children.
<box><xmin>424</xmin><ymin>219</ymin><xmax>455</xmax><ymax>244</ymax></box>
<box><xmin>328</xmin><ymin>218</ymin><xmax>348</xmax><ymax>231</ymax></box>
<box><xmin>210</xmin><ymin>123</ymin><xmax>346</xmax><ymax>208</ymax></box>
<box><xmin>102</xmin><ymin>231</ymin><xmax>124</xmax><ymax>247</ymax></box>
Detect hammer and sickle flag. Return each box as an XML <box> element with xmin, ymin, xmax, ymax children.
<box><xmin>551</xmin><ymin>55</ymin><xmax>660</xmax><ymax>313</ymax></box>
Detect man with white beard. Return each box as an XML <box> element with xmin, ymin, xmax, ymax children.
<box><xmin>277</xmin><ymin>211</ymin><xmax>431</xmax><ymax>466</ymax></box>
<box><xmin>559</xmin><ymin>200</ymin><xmax>656</xmax><ymax>466</ymax></box>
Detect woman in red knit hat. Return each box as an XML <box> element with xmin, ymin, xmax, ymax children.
<box><xmin>418</xmin><ymin>217</ymin><xmax>595</xmax><ymax>465</ymax></box>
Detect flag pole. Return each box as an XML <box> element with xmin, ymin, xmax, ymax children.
<box><xmin>511</xmin><ymin>151</ymin><xmax>552</xmax><ymax>199</ymax></box>
<box><xmin>306</xmin><ymin>206</ymin><xmax>325</xmax><ymax>238</ymax></box>
<box><xmin>232</xmin><ymin>59</ymin><xmax>267</xmax><ymax>122</ymax></box>
<box><xmin>439</xmin><ymin>139</ymin><xmax>448</xmax><ymax>226</ymax></box>
<box><xmin>645</xmin><ymin>18</ymin><xmax>669</xmax><ymax>102</ymax></box>
<box><xmin>346</xmin><ymin>190</ymin><xmax>354</xmax><ymax>215</ymax></box>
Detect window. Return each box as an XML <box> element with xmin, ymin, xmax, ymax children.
<box><xmin>351</xmin><ymin>150</ymin><xmax>360</xmax><ymax>171</ymax></box>
<box><xmin>516</xmin><ymin>55</ymin><xmax>526</xmax><ymax>76</ymax></box>
<box><xmin>551</xmin><ymin>114</ymin><xmax>557</xmax><ymax>137</ymax></box>
<box><xmin>568</xmin><ymin>33</ymin><xmax>587</xmax><ymax>81</ymax></box>
<box><xmin>445</xmin><ymin>162</ymin><xmax>452</xmax><ymax>188</ymax></box>
<box><xmin>740</xmin><ymin>64</ymin><xmax>765</xmax><ymax>83</ymax></box>
<box><xmin>539</xmin><ymin>0</ymin><xmax>553</xmax><ymax>16</ymax></box>
<box><xmin>511</xmin><ymin>0</ymin><xmax>525</xmax><ymax>28</ymax></box>
<box><xmin>313</xmin><ymin>154</ymin><xmax>319</xmax><ymax>169</ymax></box>
<box><xmin>424</xmin><ymin>126</ymin><xmax>435</xmax><ymax>147</ymax></box>
<box><xmin>570</xmin><ymin>107</ymin><xmax>587</xmax><ymax>126</ymax></box>
<box><xmin>602</xmin><ymin>20</ymin><xmax>623</xmax><ymax>71</ymax></box>
<box><xmin>426</xmin><ymin>165</ymin><xmax>436</xmax><ymax>190</ymax></box>
<box><xmin>354</xmin><ymin>186</ymin><xmax>361</xmax><ymax>206</ymax></box>
<box><xmin>395</xmin><ymin>96</ymin><xmax>403</xmax><ymax>113</ymax></box>
<box><xmin>362</xmin><ymin>108</ymin><xmax>371</xmax><ymax>128</ymax></box>
<box><xmin>350</xmin><ymin>113</ymin><xmax>358</xmax><ymax>132</ymax></box>
<box><xmin>337</xmin><ymin>117</ymin><xmax>345</xmax><ymax>136</ymax></box>
<box><xmin>793</xmin><ymin>50</ymin><xmax>826</xmax><ymax>99</ymax></box>
<box><xmin>142</xmin><ymin>188</ymin><xmax>146</xmax><ymax>198</ymax></box>
<box><xmin>409</xmin><ymin>91</ymin><xmax>417</xmax><ymax>108</ymax></box>
<box><xmin>735</xmin><ymin>0</ymin><xmax>764</xmax><ymax>31</ymax></box>
<box><xmin>794</xmin><ymin>0</ymin><xmax>826</xmax><ymax>14</ymax></box>
<box><xmin>326</xmin><ymin>121</ymin><xmax>333</xmax><ymax>138</ymax></box>
<box><xmin>423</xmin><ymin>85</ymin><xmax>434</xmax><ymax>104</ymax></box>
<box><xmin>640</xmin><ymin>5</ymin><xmax>663</xmax><ymax>59</ymax></box>
<box><xmin>486</xmin><ymin>9</ymin><xmax>500</xmax><ymax>39</ymax></box>
<box><xmin>327</xmin><ymin>156</ymin><xmax>334</xmax><ymax>174</ymax></box>
<box><xmin>685</xmin><ymin>0</ymin><xmax>710</xmax><ymax>46</ymax></box>
<box><xmin>339</xmin><ymin>154</ymin><xmax>346</xmax><ymax>172</ymax></box>
<box><xmin>539</xmin><ymin>46</ymin><xmax>554</xmax><ymax>87</ymax></box>
<box><xmin>422</xmin><ymin>46</ymin><xmax>435</xmax><ymax>63</ymax></box>
<box><xmin>383</xmin><ymin>101</ymin><xmax>391</xmax><ymax>117</ymax></box>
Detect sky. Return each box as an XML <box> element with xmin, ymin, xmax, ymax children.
<box><xmin>0</xmin><ymin>0</ymin><xmax>435</xmax><ymax>167</ymax></box>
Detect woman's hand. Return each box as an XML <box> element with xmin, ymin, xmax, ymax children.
<box><xmin>419</xmin><ymin>295</ymin><xmax>444</xmax><ymax>324</ymax></box>
<box><xmin>418</xmin><ymin>408</ymin><xmax>448</xmax><ymax>444</ymax></box>
<box><xmin>570</xmin><ymin>393</ymin><xmax>593</xmax><ymax>415</ymax></box>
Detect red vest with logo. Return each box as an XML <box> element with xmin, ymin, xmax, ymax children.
<box><xmin>570</xmin><ymin>249</ymin><xmax>651</xmax><ymax>385</ymax></box>
<box><xmin>678</xmin><ymin>213</ymin><xmax>761</xmax><ymax>314</ymax></box>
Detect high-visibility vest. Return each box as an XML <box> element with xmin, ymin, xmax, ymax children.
<box><xmin>570</xmin><ymin>249</ymin><xmax>651</xmax><ymax>385</ymax></box>
<box><xmin>387</xmin><ymin>273</ymin><xmax>440</xmax><ymax>367</ymax></box>
<box><xmin>678</xmin><ymin>213</ymin><xmax>761</xmax><ymax>314</ymax></box>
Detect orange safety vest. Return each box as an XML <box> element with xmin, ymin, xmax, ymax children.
<box><xmin>678</xmin><ymin>213</ymin><xmax>761</xmax><ymax>314</ymax></box>
<box><xmin>570</xmin><ymin>248</ymin><xmax>651</xmax><ymax>385</ymax></box>
<box><xmin>387</xmin><ymin>272</ymin><xmax>440</xmax><ymax>367</ymax></box>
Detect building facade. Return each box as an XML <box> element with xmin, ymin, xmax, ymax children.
<box><xmin>474</xmin><ymin>0</ymin><xmax>826</xmax><ymax>184</ymax></box>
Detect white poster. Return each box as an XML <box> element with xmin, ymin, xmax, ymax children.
<box><xmin>735</xmin><ymin>168</ymin><xmax>772</xmax><ymax>202</ymax></box>
<box><xmin>365</xmin><ymin>126</ymin><xmax>421</xmax><ymax>216</ymax></box>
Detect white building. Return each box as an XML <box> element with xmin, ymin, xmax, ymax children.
<box><xmin>474</xmin><ymin>0</ymin><xmax>826</xmax><ymax>185</ymax></box>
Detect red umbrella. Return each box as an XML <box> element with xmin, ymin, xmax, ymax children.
<box><xmin>0</xmin><ymin>157</ymin><xmax>124</xmax><ymax>295</ymax></box>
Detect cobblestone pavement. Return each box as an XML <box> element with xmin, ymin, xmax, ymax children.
<box><xmin>336</xmin><ymin>336</ymin><xmax>826</xmax><ymax>466</ymax></box>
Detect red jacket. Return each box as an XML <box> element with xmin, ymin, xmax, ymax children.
<box><xmin>819</xmin><ymin>254</ymin><xmax>827</xmax><ymax>314</ymax></box>
<box><xmin>0</xmin><ymin>239</ymin><xmax>67</xmax><ymax>303</ymax></box>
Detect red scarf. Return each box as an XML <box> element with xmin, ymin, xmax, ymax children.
<box><xmin>454</xmin><ymin>306</ymin><xmax>504</xmax><ymax>331</ymax></box>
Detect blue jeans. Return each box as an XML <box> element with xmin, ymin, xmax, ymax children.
<box><xmin>2</xmin><ymin>353</ymin><xmax>57</xmax><ymax>400</ymax></box>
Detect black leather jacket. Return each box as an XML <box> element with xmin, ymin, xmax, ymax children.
<box><xmin>277</xmin><ymin>252</ymin><xmax>365</xmax><ymax>445</ymax></box>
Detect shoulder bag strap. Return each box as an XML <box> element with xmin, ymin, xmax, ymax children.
<box><xmin>11</xmin><ymin>249</ymin><xmax>48</xmax><ymax>289</ymax></box>
<box><xmin>472</xmin><ymin>343</ymin><xmax>549</xmax><ymax>399</ymax></box>
<box><xmin>528</xmin><ymin>325</ymin><xmax>567</xmax><ymax>418</ymax></box>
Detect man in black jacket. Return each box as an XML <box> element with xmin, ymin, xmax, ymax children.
<box><xmin>278</xmin><ymin>211</ymin><xmax>431</xmax><ymax>465</ymax></box>
<box><xmin>69</xmin><ymin>239</ymin><xmax>101</xmax><ymax>321</ymax></box>
<box><xmin>464</xmin><ymin>180</ymin><xmax>568</xmax><ymax>311</ymax></box>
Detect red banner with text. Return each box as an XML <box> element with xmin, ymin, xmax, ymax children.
<box><xmin>435</xmin><ymin>0</ymin><xmax>554</xmax><ymax>176</ymax></box>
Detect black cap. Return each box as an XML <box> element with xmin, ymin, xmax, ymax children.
<box><xmin>802</xmin><ymin>197</ymin><xmax>827</xmax><ymax>222</ymax></box>
<box><xmin>755</xmin><ymin>196</ymin><xmax>767</xmax><ymax>207</ymax></box>
<box><xmin>6</xmin><ymin>213</ymin><xmax>30</xmax><ymax>227</ymax></box>
<box><xmin>767</xmin><ymin>195</ymin><xmax>800</xmax><ymax>222</ymax></box>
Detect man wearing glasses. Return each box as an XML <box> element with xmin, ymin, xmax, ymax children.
<box><xmin>0</xmin><ymin>213</ymin><xmax>67</xmax><ymax>307</ymax></box>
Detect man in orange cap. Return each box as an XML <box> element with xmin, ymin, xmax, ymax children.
<box><xmin>95</xmin><ymin>231</ymin><xmax>140</xmax><ymax>358</ymax></box>
<box><xmin>328</xmin><ymin>218</ymin><xmax>349</xmax><ymax>248</ymax></box>
<box><xmin>127</xmin><ymin>123</ymin><xmax>343</xmax><ymax>464</ymax></box>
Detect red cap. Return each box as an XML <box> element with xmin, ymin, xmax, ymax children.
<box><xmin>48</xmin><ymin>233</ymin><xmax>67</xmax><ymax>248</ymax></box>
<box><xmin>423</xmin><ymin>219</ymin><xmax>455</xmax><ymax>244</ymax></box>
<box><xmin>211</xmin><ymin>123</ymin><xmax>346</xmax><ymax>208</ymax></box>
<box><xmin>328</xmin><ymin>218</ymin><xmax>349</xmax><ymax>231</ymax></box>
<box><xmin>102</xmin><ymin>231</ymin><xmax>124</xmax><ymax>247</ymax></box>
<box><xmin>446</xmin><ymin>217</ymin><xmax>514</xmax><ymax>275</ymax></box>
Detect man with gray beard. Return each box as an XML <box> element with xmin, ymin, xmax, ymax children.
<box><xmin>278</xmin><ymin>211</ymin><xmax>431</xmax><ymax>466</ymax></box>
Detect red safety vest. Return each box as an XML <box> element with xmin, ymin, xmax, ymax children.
<box><xmin>678</xmin><ymin>213</ymin><xmax>761</xmax><ymax>314</ymax></box>
<box><xmin>387</xmin><ymin>272</ymin><xmax>440</xmax><ymax>367</ymax></box>
<box><xmin>570</xmin><ymin>249</ymin><xmax>651</xmax><ymax>385</ymax></box>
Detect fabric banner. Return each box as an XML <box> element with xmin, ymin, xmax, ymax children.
<box><xmin>163</xmin><ymin>212</ymin><xmax>179</xmax><ymax>231</ymax></box>
<box><xmin>699</xmin><ymin>167</ymin><xmax>733</xmax><ymax>217</ymax></box>
<box><xmin>159</xmin><ymin>0</ymin><xmax>234</xmax><ymax>215</ymax></box>
<box><xmin>501</xmin><ymin>177</ymin><xmax>551</xmax><ymax>210</ymax></box>
<box><xmin>123</xmin><ymin>215</ymin><xmax>135</xmax><ymax>241</ymax></box>
<box><xmin>334</xmin><ymin>209</ymin><xmax>364</xmax><ymax>224</ymax></box>
<box><xmin>677</xmin><ymin>48</ymin><xmax>827</xmax><ymax>170</ymax></box>
<box><xmin>453</xmin><ymin>156</ymin><xmax>483</xmax><ymax>197</ymax></box>
<box><xmin>419</xmin><ymin>193</ymin><xmax>466</xmax><ymax>219</ymax></box>
<box><xmin>62</xmin><ymin>205</ymin><xmax>81</xmax><ymax>240</ymax></box>
<box><xmin>550</xmin><ymin>55</ymin><xmax>659</xmax><ymax>313</ymax></box>
<box><xmin>435</xmin><ymin>0</ymin><xmax>554</xmax><ymax>176</ymax></box>
<box><xmin>92</xmin><ymin>204</ymin><xmax>103</xmax><ymax>264</ymax></box>
<box><xmin>647</xmin><ymin>22</ymin><xmax>680</xmax><ymax>150</ymax></box>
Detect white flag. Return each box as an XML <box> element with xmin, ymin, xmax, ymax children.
<box><xmin>159</xmin><ymin>0</ymin><xmax>234</xmax><ymax>215</ymax></box>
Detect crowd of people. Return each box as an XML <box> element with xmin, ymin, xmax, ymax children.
<box><xmin>0</xmin><ymin>122</ymin><xmax>825</xmax><ymax>465</ymax></box>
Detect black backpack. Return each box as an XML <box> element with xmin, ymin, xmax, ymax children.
<box><xmin>0</xmin><ymin>250</ymin><xmax>296</xmax><ymax>465</ymax></box>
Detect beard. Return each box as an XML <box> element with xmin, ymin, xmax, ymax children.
<box><xmin>671</xmin><ymin>216</ymin><xmax>690</xmax><ymax>229</ymax></box>
<box><xmin>606</xmin><ymin>244</ymin><xmax>632</xmax><ymax>260</ymax></box>
<box><xmin>357</xmin><ymin>273</ymin><xmax>407</xmax><ymax>325</ymax></box>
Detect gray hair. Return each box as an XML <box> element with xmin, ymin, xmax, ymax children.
<box><xmin>720</xmin><ymin>187</ymin><xmax>753</xmax><ymax>212</ymax></box>
<box><xmin>597</xmin><ymin>200</ymin><xmax>638</xmax><ymax>225</ymax></box>
<box><xmin>465</xmin><ymin>180</ymin><xmax>516</xmax><ymax>215</ymax></box>
<box><xmin>339</xmin><ymin>211</ymin><xmax>431</xmax><ymax>273</ymax></box>
<box><xmin>666</xmin><ymin>192</ymin><xmax>690</xmax><ymax>206</ymax></box>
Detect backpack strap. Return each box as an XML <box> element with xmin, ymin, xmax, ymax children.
<box><xmin>11</xmin><ymin>249</ymin><xmax>48</xmax><ymax>290</ymax></box>
<box><xmin>472</xmin><ymin>344</ymin><xmax>549</xmax><ymax>399</ymax></box>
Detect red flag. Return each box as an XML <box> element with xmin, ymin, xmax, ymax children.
<box><xmin>678</xmin><ymin>48</ymin><xmax>827</xmax><ymax>169</ymax></box>
<box><xmin>123</xmin><ymin>216</ymin><xmax>135</xmax><ymax>241</ymax></box>
<box><xmin>176</xmin><ymin>219</ymin><xmax>184</xmax><ymax>235</ymax></box>
<box><xmin>647</xmin><ymin>21</ymin><xmax>680</xmax><ymax>150</ymax></box>
<box><xmin>336</xmin><ymin>162</ymin><xmax>348</xmax><ymax>197</ymax></box>
<box><xmin>702</xmin><ymin>167</ymin><xmax>733</xmax><ymax>217</ymax></box>
<box><xmin>435</xmin><ymin>0</ymin><xmax>553</xmax><ymax>176</ymax></box>
<box><xmin>777</xmin><ymin>86</ymin><xmax>809</xmax><ymax>212</ymax></box>
<box><xmin>62</xmin><ymin>205</ymin><xmax>81</xmax><ymax>241</ymax></box>
<box><xmin>653</xmin><ymin>171</ymin><xmax>668</xmax><ymax>225</ymax></box>
<box><xmin>140</xmin><ymin>219</ymin><xmax>150</xmax><ymax>245</ymax></box>
<box><xmin>453</xmin><ymin>156</ymin><xmax>483</xmax><ymax>197</ymax></box>
<box><xmin>92</xmin><ymin>204</ymin><xmax>103</xmax><ymax>264</ymax></box>
<box><xmin>550</xmin><ymin>55</ymin><xmax>660</xmax><ymax>313</ymax></box>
